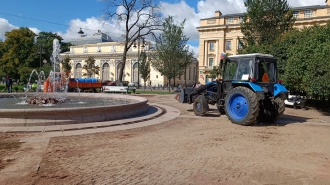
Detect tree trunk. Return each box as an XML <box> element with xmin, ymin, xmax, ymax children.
<box><xmin>118</xmin><ymin>48</ymin><xmax>128</xmax><ymax>84</ymax></box>
<box><xmin>168</xmin><ymin>79</ymin><xmax>171</xmax><ymax>92</ymax></box>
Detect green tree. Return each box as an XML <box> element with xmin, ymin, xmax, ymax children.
<box><xmin>241</xmin><ymin>0</ymin><xmax>295</xmax><ymax>47</ymax></box>
<box><xmin>61</xmin><ymin>55</ymin><xmax>72</xmax><ymax>78</ymax></box>
<box><xmin>34</xmin><ymin>31</ymin><xmax>67</xmax><ymax>67</ymax></box>
<box><xmin>104</xmin><ymin>0</ymin><xmax>162</xmax><ymax>84</ymax></box>
<box><xmin>0</xmin><ymin>27</ymin><xmax>37</xmax><ymax>80</ymax></box>
<box><xmin>150</xmin><ymin>16</ymin><xmax>190</xmax><ymax>91</ymax></box>
<box><xmin>283</xmin><ymin>24</ymin><xmax>330</xmax><ymax>100</ymax></box>
<box><xmin>61</xmin><ymin>42</ymin><xmax>73</xmax><ymax>52</ymax></box>
<box><xmin>82</xmin><ymin>56</ymin><xmax>99</xmax><ymax>78</ymax></box>
<box><xmin>138</xmin><ymin>51</ymin><xmax>150</xmax><ymax>89</ymax></box>
<box><xmin>0</xmin><ymin>40</ymin><xmax>5</xmax><ymax>78</ymax></box>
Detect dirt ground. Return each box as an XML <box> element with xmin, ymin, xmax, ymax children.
<box><xmin>0</xmin><ymin>94</ymin><xmax>330</xmax><ymax>185</ymax></box>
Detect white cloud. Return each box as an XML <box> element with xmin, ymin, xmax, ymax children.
<box><xmin>0</xmin><ymin>18</ymin><xmax>41</xmax><ymax>40</ymax></box>
<box><xmin>0</xmin><ymin>18</ymin><xmax>18</xmax><ymax>39</ymax></box>
<box><xmin>28</xmin><ymin>27</ymin><xmax>41</xmax><ymax>35</ymax></box>
<box><xmin>57</xmin><ymin>17</ymin><xmax>123</xmax><ymax>42</ymax></box>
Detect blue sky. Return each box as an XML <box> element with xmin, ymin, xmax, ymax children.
<box><xmin>0</xmin><ymin>0</ymin><xmax>326</xmax><ymax>56</ymax></box>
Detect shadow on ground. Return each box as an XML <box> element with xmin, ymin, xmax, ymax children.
<box><xmin>186</xmin><ymin>108</ymin><xmax>313</xmax><ymax>127</ymax></box>
<box><xmin>186</xmin><ymin>108</ymin><xmax>221</xmax><ymax>117</ymax></box>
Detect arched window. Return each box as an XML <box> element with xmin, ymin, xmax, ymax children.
<box><xmin>116</xmin><ymin>62</ymin><xmax>124</xmax><ymax>81</ymax></box>
<box><xmin>102</xmin><ymin>63</ymin><xmax>110</xmax><ymax>81</ymax></box>
<box><xmin>75</xmin><ymin>63</ymin><xmax>82</xmax><ymax>78</ymax></box>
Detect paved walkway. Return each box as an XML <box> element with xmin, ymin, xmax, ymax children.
<box><xmin>0</xmin><ymin>103</ymin><xmax>181</xmax><ymax>180</ymax></box>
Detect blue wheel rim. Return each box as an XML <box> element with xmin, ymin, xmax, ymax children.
<box><xmin>196</xmin><ymin>102</ymin><xmax>202</xmax><ymax>112</ymax></box>
<box><xmin>227</xmin><ymin>93</ymin><xmax>248</xmax><ymax>120</ymax></box>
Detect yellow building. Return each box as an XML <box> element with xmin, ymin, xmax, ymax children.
<box><xmin>60</xmin><ymin>33</ymin><xmax>198</xmax><ymax>87</ymax></box>
<box><xmin>197</xmin><ymin>1</ymin><xmax>330</xmax><ymax>84</ymax></box>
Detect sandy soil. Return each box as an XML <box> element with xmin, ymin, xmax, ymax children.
<box><xmin>1</xmin><ymin>94</ymin><xmax>330</xmax><ymax>185</ymax></box>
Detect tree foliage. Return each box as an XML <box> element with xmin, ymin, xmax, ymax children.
<box><xmin>0</xmin><ymin>29</ymin><xmax>71</xmax><ymax>83</ymax></box>
<box><xmin>138</xmin><ymin>51</ymin><xmax>150</xmax><ymax>88</ymax></box>
<box><xmin>61</xmin><ymin>55</ymin><xmax>72</xmax><ymax>78</ymax></box>
<box><xmin>282</xmin><ymin>24</ymin><xmax>330</xmax><ymax>99</ymax></box>
<box><xmin>34</xmin><ymin>32</ymin><xmax>64</xmax><ymax>66</ymax></box>
<box><xmin>150</xmin><ymin>16</ymin><xmax>190</xmax><ymax>90</ymax></box>
<box><xmin>82</xmin><ymin>56</ymin><xmax>100</xmax><ymax>78</ymax></box>
<box><xmin>240</xmin><ymin>21</ymin><xmax>330</xmax><ymax>101</ymax></box>
<box><xmin>104</xmin><ymin>0</ymin><xmax>162</xmax><ymax>84</ymax></box>
<box><xmin>0</xmin><ymin>27</ymin><xmax>37</xmax><ymax>80</ymax></box>
<box><xmin>241</xmin><ymin>0</ymin><xmax>295</xmax><ymax>46</ymax></box>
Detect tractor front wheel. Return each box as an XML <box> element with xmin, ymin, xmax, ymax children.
<box><xmin>225</xmin><ymin>87</ymin><xmax>259</xmax><ymax>125</ymax></box>
<box><xmin>193</xmin><ymin>95</ymin><xmax>209</xmax><ymax>116</ymax></box>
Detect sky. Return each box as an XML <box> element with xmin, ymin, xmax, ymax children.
<box><xmin>0</xmin><ymin>0</ymin><xmax>327</xmax><ymax>56</ymax></box>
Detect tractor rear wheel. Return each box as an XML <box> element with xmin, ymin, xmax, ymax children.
<box><xmin>225</xmin><ymin>87</ymin><xmax>259</xmax><ymax>125</ymax></box>
<box><xmin>193</xmin><ymin>95</ymin><xmax>209</xmax><ymax>116</ymax></box>
<box><xmin>258</xmin><ymin>97</ymin><xmax>285</xmax><ymax>123</ymax></box>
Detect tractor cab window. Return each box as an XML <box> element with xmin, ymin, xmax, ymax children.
<box><xmin>235</xmin><ymin>58</ymin><xmax>253</xmax><ymax>80</ymax></box>
<box><xmin>224</xmin><ymin>58</ymin><xmax>253</xmax><ymax>81</ymax></box>
<box><xmin>223</xmin><ymin>60</ymin><xmax>238</xmax><ymax>80</ymax></box>
<box><xmin>256</xmin><ymin>58</ymin><xmax>277</xmax><ymax>83</ymax></box>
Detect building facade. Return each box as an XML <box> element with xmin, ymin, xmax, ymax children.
<box><xmin>60</xmin><ymin>38</ymin><xmax>198</xmax><ymax>87</ymax></box>
<box><xmin>197</xmin><ymin>1</ymin><xmax>330</xmax><ymax>84</ymax></box>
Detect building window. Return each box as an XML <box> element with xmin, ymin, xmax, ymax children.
<box><xmin>156</xmin><ymin>75</ymin><xmax>158</xmax><ymax>78</ymax></box>
<box><xmin>304</xmin><ymin>10</ymin><xmax>313</xmax><ymax>18</ymax></box>
<box><xmin>327</xmin><ymin>9</ymin><xmax>330</xmax><ymax>14</ymax></box>
<box><xmin>208</xmin><ymin>58</ymin><xmax>214</xmax><ymax>67</ymax></box>
<box><xmin>226</xmin><ymin>40</ymin><xmax>232</xmax><ymax>51</ymax></box>
<box><xmin>239</xmin><ymin>17</ymin><xmax>243</xmax><ymax>23</ymax></box>
<box><xmin>293</xmin><ymin>11</ymin><xmax>299</xmax><ymax>18</ymax></box>
<box><xmin>238</xmin><ymin>40</ymin><xmax>243</xmax><ymax>50</ymax></box>
<box><xmin>209</xmin><ymin>41</ymin><xmax>215</xmax><ymax>51</ymax></box>
<box><xmin>75</xmin><ymin>63</ymin><xmax>82</xmax><ymax>78</ymax></box>
<box><xmin>227</xmin><ymin>17</ymin><xmax>235</xmax><ymax>24</ymax></box>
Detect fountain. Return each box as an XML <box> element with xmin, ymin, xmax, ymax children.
<box><xmin>0</xmin><ymin>39</ymin><xmax>149</xmax><ymax>127</ymax></box>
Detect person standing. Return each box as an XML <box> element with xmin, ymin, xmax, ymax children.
<box><xmin>5</xmin><ymin>75</ymin><xmax>13</xmax><ymax>93</ymax></box>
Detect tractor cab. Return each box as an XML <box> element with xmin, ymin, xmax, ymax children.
<box><xmin>224</xmin><ymin>53</ymin><xmax>277</xmax><ymax>83</ymax></box>
<box><xmin>222</xmin><ymin>54</ymin><xmax>281</xmax><ymax>96</ymax></box>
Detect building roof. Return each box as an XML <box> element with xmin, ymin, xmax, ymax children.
<box><xmin>70</xmin><ymin>30</ymin><xmax>113</xmax><ymax>46</ymax></box>
<box><xmin>201</xmin><ymin>4</ymin><xmax>330</xmax><ymax>20</ymax></box>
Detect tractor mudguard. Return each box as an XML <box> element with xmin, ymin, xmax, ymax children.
<box><xmin>274</xmin><ymin>83</ymin><xmax>288</xmax><ymax>100</ymax></box>
<box><xmin>232</xmin><ymin>81</ymin><xmax>264</xmax><ymax>92</ymax></box>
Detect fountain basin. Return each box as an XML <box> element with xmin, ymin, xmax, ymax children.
<box><xmin>0</xmin><ymin>93</ymin><xmax>148</xmax><ymax>127</ymax></box>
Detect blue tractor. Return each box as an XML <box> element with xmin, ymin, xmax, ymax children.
<box><xmin>179</xmin><ymin>53</ymin><xmax>288</xmax><ymax>125</ymax></box>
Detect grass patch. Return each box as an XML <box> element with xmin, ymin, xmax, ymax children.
<box><xmin>0</xmin><ymin>84</ymin><xmax>24</xmax><ymax>92</ymax></box>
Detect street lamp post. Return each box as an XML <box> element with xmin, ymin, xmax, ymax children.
<box><xmin>133</xmin><ymin>37</ymin><xmax>145</xmax><ymax>89</ymax></box>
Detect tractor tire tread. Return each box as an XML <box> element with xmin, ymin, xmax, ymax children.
<box><xmin>225</xmin><ymin>86</ymin><xmax>259</xmax><ymax>126</ymax></box>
